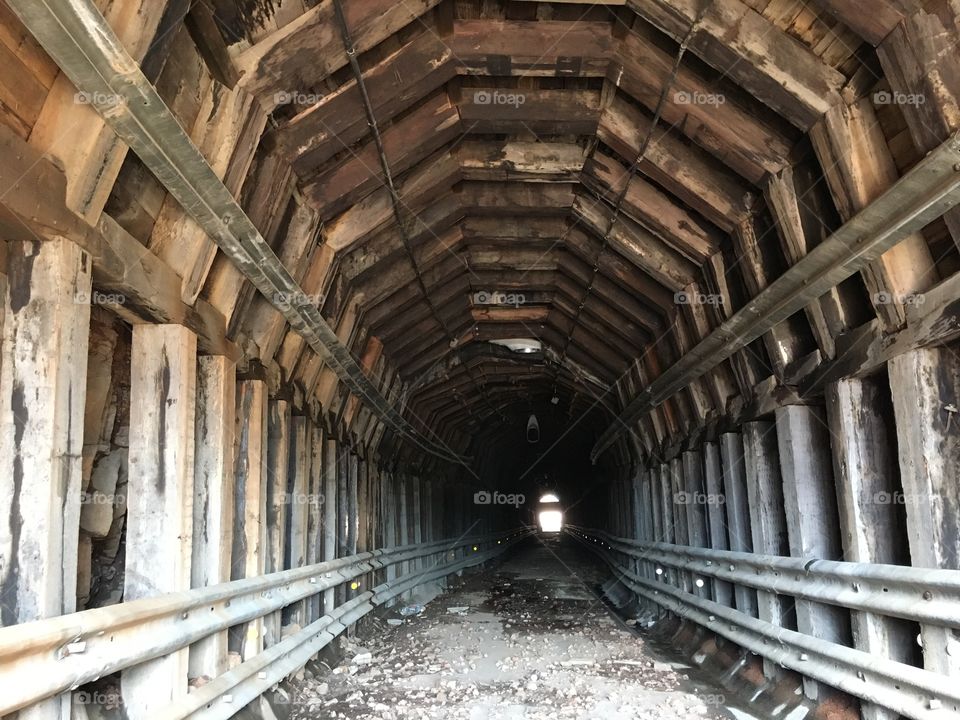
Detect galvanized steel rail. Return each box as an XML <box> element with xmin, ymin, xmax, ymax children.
<box><xmin>0</xmin><ymin>529</ymin><xmax>530</xmax><ymax>716</ymax></box>
<box><xmin>568</xmin><ymin>526</ymin><xmax>960</xmax><ymax>720</ymax></box>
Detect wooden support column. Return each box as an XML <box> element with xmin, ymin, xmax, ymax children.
<box><xmin>285</xmin><ymin>415</ymin><xmax>310</xmax><ymax>627</ymax></box>
<box><xmin>307</xmin><ymin>422</ymin><xmax>324</xmax><ymax>622</ymax></box>
<box><xmin>190</xmin><ymin>355</ymin><xmax>235</xmax><ymax>682</ymax></box>
<box><xmin>231</xmin><ymin>379</ymin><xmax>267</xmax><ymax>660</ymax></box>
<box><xmin>826</xmin><ymin>378</ymin><xmax>915</xmax><ymax>720</ymax></box>
<box><xmin>703</xmin><ymin>442</ymin><xmax>734</xmax><ymax>608</ymax></box>
<box><xmin>742</xmin><ymin>421</ymin><xmax>791</xmax><ymax>678</ymax></box>
<box><xmin>322</xmin><ymin>433</ymin><xmax>338</xmax><ymax>612</ymax></box>
<box><xmin>719</xmin><ymin>433</ymin><xmax>758</xmax><ymax>614</ymax></box>
<box><xmin>123</xmin><ymin>324</ymin><xmax>197</xmax><ymax>717</ymax></box>
<box><xmin>398</xmin><ymin>474</ymin><xmax>411</xmax><ymax>588</ymax></box>
<box><xmin>681</xmin><ymin>450</ymin><xmax>709</xmax><ymax>598</ymax></box>
<box><xmin>0</xmin><ymin>238</ymin><xmax>90</xmax><ymax>720</ymax></box>
<box><xmin>775</xmin><ymin>405</ymin><xmax>851</xmax><ymax>700</ymax></box>
<box><xmin>669</xmin><ymin>458</ymin><xmax>693</xmax><ymax>592</ymax></box>
<box><xmin>810</xmin><ymin>98</ymin><xmax>937</xmax><ymax>329</ymax></box>
<box><xmin>412</xmin><ymin>476</ymin><xmax>423</xmax><ymax>574</ymax></box>
<box><xmin>264</xmin><ymin>399</ymin><xmax>290</xmax><ymax>647</ymax></box>
<box><xmin>889</xmin><ymin>348</ymin><xmax>960</xmax><ymax>676</ymax></box>
<box><xmin>336</xmin><ymin>444</ymin><xmax>349</xmax><ymax>605</ymax></box>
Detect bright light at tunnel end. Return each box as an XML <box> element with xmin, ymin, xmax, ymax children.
<box><xmin>538</xmin><ymin>510</ymin><xmax>563</xmax><ymax>533</ymax></box>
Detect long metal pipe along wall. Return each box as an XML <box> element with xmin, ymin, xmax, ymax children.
<box><xmin>6</xmin><ymin>0</ymin><xmax>466</xmax><ymax>465</ymax></box>
<box><xmin>590</xmin><ymin>131</ymin><xmax>960</xmax><ymax>461</ymax></box>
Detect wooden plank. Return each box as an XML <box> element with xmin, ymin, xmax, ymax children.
<box><xmin>614</xmin><ymin>27</ymin><xmax>793</xmax><ymax>183</ymax></box>
<box><xmin>237</xmin><ymin>0</ymin><xmax>444</xmax><ymax>101</ymax></box>
<box><xmin>810</xmin><ymin>99</ymin><xmax>937</xmax><ymax>330</ymax></box>
<box><xmin>450</xmin><ymin>20</ymin><xmax>613</xmax><ymax>77</ymax></box>
<box><xmin>0</xmin><ymin>238</ymin><xmax>91</xmax><ymax>720</ymax></box>
<box><xmin>231</xmin><ymin>379</ymin><xmax>268</xmax><ymax>660</ymax></box>
<box><xmin>741</xmin><ymin>421</ymin><xmax>790</xmax><ymax>678</ymax></box>
<box><xmin>825</xmin><ymin>377</ymin><xmax>915</xmax><ymax>720</ymax></box>
<box><xmin>888</xmin><ymin>348</ymin><xmax>960</xmax><ymax>677</ymax></box>
<box><xmin>702</xmin><ymin>442</ymin><xmax>734</xmax><ymax>607</ymax></box>
<box><xmin>455</xmin><ymin>140</ymin><xmax>587</xmax><ymax>182</ymax></box>
<box><xmin>28</xmin><ymin>0</ymin><xmax>174</xmax><ymax>223</ymax></box>
<box><xmin>681</xmin><ymin>450</ymin><xmax>710</xmax><ymax>599</ymax></box>
<box><xmin>306</xmin><ymin>422</ymin><xmax>324</xmax><ymax>622</ymax></box>
<box><xmin>284</xmin><ymin>415</ymin><xmax>310</xmax><ymax>627</ymax></box>
<box><xmin>301</xmin><ymin>92</ymin><xmax>462</xmax><ymax>218</ymax></box>
<box><xmin>322</xmin><ymin>434</ymin><xmax>338</xmax><ymax>613</ymax></box>
<box><xmin>123</xmin><ymin>324</ymin><xmax>197</xmax><ymax>717</ymax></box>
<box><xmin>775</xmin><ymin>404</ymin><xmax>851</xmax><ymax>702</ymax></box>
<box><xmin>264</xmin><ymin>399</ymin><xmax>290</xmax><ymax>646</ymax></box>
<box><xmin>627</xmin><ymin>0</ymin><xmax>844</xmax><ymax>129</ymax></box>
<box><xmin>816</xmin><ymin>0</ymin><xmax>917</xmax><ymax>45</ymax></box>
<box><xmin>190</xmin><ymin>355</ymin><xmax>236</xmax><ymax>682</ymax></box>
<box><xmin>598</xmin><ymin>94</ymin><xmax>750</xmax><ymax>232</ymax></box>
<box><xmin>456</xmin><ymin>87</ymin><xmax>601</xmax><ymax>134</ymax></box>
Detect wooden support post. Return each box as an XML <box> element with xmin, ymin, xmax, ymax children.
<box><xmin>322</xmin><ymin>433</ymin><xmax>338</xmax><ymax>612</ymax></box>
<box><xmin>669</xmin><ymin>458</ymin><xmax>693</xmax><ymax>592</ymax></box>
<box><xmin>190</xmin><ymin>355</ymin><xmax>235</xmax><ymax>681</ymax></box>
<box><xmin>412</xmin><ymin>476</ymin><xmax>423</xmax><ymax>575</ymax></box>
<box><xmin>0</xmin><ymin>238</ymin><xmax>91</xmax><ymax>720</ymax></box>
<box><xmin>398</xmin><ymin>474</ymin><xmax>410</xmax><ymax>592</ymax></box>
<box><xmin>306</xmin><ymin>423</ymin><xmax>324</xmax><ymax>622</ymax></box>
<box><xmin>703</xmin><ymin>442</ymin><xmax>734</xmax><ymax>608</ymax></box>
<box><xmin>889</xmin><ymin>348</ymin><xmax>960</xmax><ymax>676</ymax></box>
<box><xmin>285</xmin><ymin>415</ymin><xmax>310</xmax><ymax>627</ymax></box>
<box><xmin>775</xmin><ymin>405</ymin><xmax>851</xmax><ymax>700</ymax></box>
<box><xmin>742</xmin><ymin>421</ymin><xmax>791</xmax><ymax>678</ymax></box>
<box><xmin>336</xmin><ymin>449</ymin><xmax>349</xmax><ymax>605</ymax></box>
<box><xmin>264</xmin><ymin>399</ymin><xmax>290</xmax><ymax>647</ymax></box>
<box><xmin>719</xmin><ymin>432</ymin><xmax>758</xmax><ymax>616</ymax></box>
<box><xmin>826</xmin><ymin>378</ymin><xmax>915</xmax><ymax>720</ymax></box>
<box><xmin>123</xmin><ymin>324</ymin><xmax>197</xmax><ymax>716</ymax></box>
<box><xmin>681</xmin><ymin>450</ymin><xmax>710</xmax><ymax>598</ymax></box>
<box><xmin>231</xmin><ymin>379</ymin><xmax>267</xmax><ymax>660</ymax></box>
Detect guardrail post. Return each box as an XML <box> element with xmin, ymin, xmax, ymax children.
<box><xmin>719</xmin><ymin>432</ymin><xmax>758</xmax><ymax>617</ymax></box>
<box><xmin>285</xmin><ymin>415</ymin><xmax>310</xmax><ymax>628</ymax></box>
<box><xmin>322</xmin><ymin>431</ymin><xmax>337</xmax><ymax>613</ymax></box>
<box><xmin>826</xmin><ymin>377</ymin><xmax>914</xmax><ymax>720</ymax></box>
<box><xmin>264</xmin><ymin>399</ymin><xmax>290</xmax><ymax>647</ymax></box>
<box><xmin>123</xmin><ymin>324</ymin><xmax>197</xmax><ymax>717</ymax></box>
<box><xmin>775</xmin><ymin>404</ymin><xmax>852</xmax><ymax>701</ymax></box>
<box><xmin>742</xmin><ymin>421</ymin><xmax>791</xmax><ymax>679</ymax></box>
<box><xmin>889</xmin><ymin>348</ymin><xmax>960</xmax><ymax>677</ymax></box>
<box><xmin>307</xmin><ymin>421</ymin><xmax>324</xmax><ymax>623</ymax></box>
<box><xmin>0</xmin><ymin>238</ymin><xmax>91</xmax><ymax>720</ymax></box>
<box><xmin>703</xmin><ymin>442</ymin><xmax>734</xmax><ymax>607</ymax></box>
<box><xmin>682</xmin><ymin>450</ymin><xmax>710</xmax><ymax>599</ymax></box>
<box><xmin>231</xmin><ymin>379</ymin><xmax>267</xmax><ymax>660</ymax></box>
<box><xmin>190</xmin><ymin>355</ymin><xmax>235</xmax><ymax>681</ymax></box>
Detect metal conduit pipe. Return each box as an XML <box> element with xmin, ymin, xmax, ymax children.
<box><xmin>5</xmin><ymin>0</ymin><xmax>467</xmax><ymax>465</ymax></box>
<box><xmin>569</xmin><ymin>530</ymin><xmax>960</xmax><ymax>720</ymax></box>
<box><xmin>590</xmin><ymin>130</ymin><xmax>960</xmax><ymax>462</ymax></box>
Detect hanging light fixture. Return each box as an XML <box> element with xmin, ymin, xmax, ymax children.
<box><xmin>526</xmin><ymin>413</ymin><xmax>540</xmax><ymax>443</ymax></box>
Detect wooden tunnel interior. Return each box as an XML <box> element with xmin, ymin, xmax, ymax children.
<box><xmin>1</xmin><ymin>0</ymin><xmax>960</xmax><ymax>718</ymax></box>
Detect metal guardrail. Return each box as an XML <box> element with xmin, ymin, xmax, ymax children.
<box><xmin>574</xmin><ymin>528</ymin><xmax>960</xmax><ymax>627</ymax></box>
<box><xmin>567</xmin><ymin>527</ymin><xmax>960</xmax><ymax>720</ymax></box>
<box><xmin>0</xmin><ymin>529</ymin><xmax>530</xmax><ymax>716</ymax></box>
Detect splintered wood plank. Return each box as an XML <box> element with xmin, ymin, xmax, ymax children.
<box><xmin>190</xmin><ymin>354</ymin><xmax>236</xmax><ymax>682</ymax></box>
<box><xmin>598</xmin><ymin>94</ymin><xmax>750</xmax><ymax>232</ymax></box>
<box><xmin>27</xmin><ymin>0</ymin><xmax>175</xmax><ymax>223</ymax></box>
<box><xmin>302</xmin><ymin>92</ymin><xmax>462</xmax><ymax>218</ymax></box>
<box><xmin>455</xmin><ymin>140</ymin><xmax>587</xmax><ymax>181</ymax></box>
<box><xmin>236</xmin><ymin>0</ymin><xmax>445</xmax><ymax>103</ymax></box>
<box><xmin>810</xmin><ymin>98</ymin><xmax>937</xmax><ymax>330</ymax></box>
<box><xmin>583</xmin><ymin>150</ymin><xmax>722</xmax><ymax>264</ymax></box>
<box><xmin>0</xmin><ymin>237</ymin><xmax>91</xmax><ymax>720</ymax></box>
<box><xmin>614</xmin><ymin>28</ymin><xmax>794</xmax><ymax>183</ymax></box>
<box><xmin>451</xmin><ymin>20</ymin><xmax>613</xmax><ymax>77</ymax></box>
<box><xmin>124</xmin><ymin>324</ymin><xmax>197</xmax><ymax>717</ymax></box>
<box><xmin>627</xmin><ymin>0</ymin><xmax>844</xmax><ymax>129</ymax></box>
<box><xmin>456</xmin><ymin>87</ymin><xmax>601</xmax><ymax>134</ymax></box>
<box><xmin>276</xmin><ymin>30</ymin><xmax>457</xmax><ymax>172</ymax></box>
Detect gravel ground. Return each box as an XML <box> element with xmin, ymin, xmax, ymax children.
<box><xmin>285</xmin><ymin>538</ymin><xmax>746</xmax><ymax>719</ymax></box>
